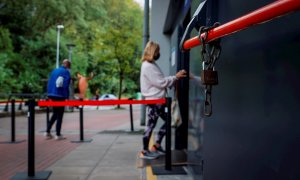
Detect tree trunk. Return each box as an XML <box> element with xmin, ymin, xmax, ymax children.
<box><xmin>117</xmin><ymin>71</ymin><xmax>124</xmax><ymax>109</ymax></box>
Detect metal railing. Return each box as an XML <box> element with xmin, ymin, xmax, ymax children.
<box><xmin>182</xmin><ymin>0</ymin><xmax>300</xmax><ymax>51</ymax></box>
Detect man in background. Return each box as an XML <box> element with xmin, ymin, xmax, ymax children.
<box><xmin>44</xmin><ymin>59</ymin><xmax>71</xmax><ymax>140</ymax></box>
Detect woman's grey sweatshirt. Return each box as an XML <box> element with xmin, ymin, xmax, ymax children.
<box><xmin>140</xmin><ymin>61</ymin><xmax>176</xmax><ymax>99</ymax></box>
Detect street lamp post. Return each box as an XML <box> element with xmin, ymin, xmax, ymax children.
<box><xmin>66</xmin><ymin>43</ymin><xmax>76</xmax><ymax>112</ymax></box>
<box><xmin>56</xmin><ymin>25</ymin><xmax>64</xmax><ymax>68</ymax></box>
<box><xmin>66</xmin><ymin>44</ymin><xmax>76</xmax><ymax>62</ymax></box>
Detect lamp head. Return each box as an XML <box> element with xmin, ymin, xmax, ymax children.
<box><xmin>57</xmin><ymin>25</ymin><xmax>64</xmax><ymax>29</ymax></box>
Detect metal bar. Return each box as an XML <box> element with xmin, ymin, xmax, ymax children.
<box><xmin>18</xmin><ymin>98</ymin><xmax>23</xmax><ymax>110</ymax></box>
<box><xmin>165</xmin><ymin>97</ymin><xmax>172</xmax><ymax>170</ymax></box>
<box><xmin>129</xmin><ymin>104</ymin><xmax>134</xmax><ymax>131</ymax></box>
<box><xmin>79</xmin><ymin>106</ymin><xmax>84</xmax><ymax>141</ymax></box>
<box><xmin>11</xmin><ymin>99</ymin><xmax>15</xmax><ymax>142</ymax></box>
<box><xmin>71</xmin><ymin>99</ymin><xmax>92</xmax><ymax>143</ymax></box>
<box><xmin>46</xmin><ymin>107</ymin><xmax>50</xmax><ymax>124</ymax></box>
<box><xmin>28</xmin><ymin>99</ymin><xmax>35</xmax><ymax>177</ymax></box>
<box><xmin>11</xmin><ymin>100</ymin><xmax>51</xmax><ymax>180</ymax></box>
<box><xmin>183</xmin><ymin>0</ymin><xmax>300</xmax><ymax>50</ymax></box>
<box><xmin>46</xmin><ymin>99</ymin><xmax>50</xmax><ymax>129</ymax></box>
<box><xmin>4</xmin><ymin>95</ymin><xmax>10</xmax><ymax>112</ymax></box>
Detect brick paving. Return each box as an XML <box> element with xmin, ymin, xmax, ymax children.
<box><xmin>0</xmin><ymin>135</ymin><xmax>81</xmax><ymax>179</ymax></box>
<box><xmin>0</xmin><ymin>105</ymin><xmax>141</xmax><ymax>180</ymax></box>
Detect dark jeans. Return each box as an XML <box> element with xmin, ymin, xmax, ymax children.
<box><xmin>47</xmin><ymin>97</ymin><xmax>65</xmax><ymax>136</ymax></box>
<box><xmin>143</xmin><ymin>104</ymin><xmax>167</xmax><ymax>151</ymax></box>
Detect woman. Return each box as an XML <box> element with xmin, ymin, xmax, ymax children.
<box><xmin>76</xmin><ymin>72</ymin><xmax>94</xmax><ymax>99</ymax></box>
<box><xmin>139</xmin><ymin>41</ymin><xmax>186</xmax><ymax>159</ymax></box>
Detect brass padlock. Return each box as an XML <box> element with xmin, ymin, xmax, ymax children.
<box><xmin>201</xmin><ymin>69</ymin><xmax>218</xmax><ymax>85</ymax></box>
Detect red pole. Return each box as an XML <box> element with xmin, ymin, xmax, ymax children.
<box><xmin>183</xmin><ymin>0</ymin><xmax>300</xmax><ymax>50</ymax></box>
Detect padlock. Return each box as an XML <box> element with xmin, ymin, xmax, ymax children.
<box><xmin>201</xmin><ymin>69</ymin><xmax>218</xmax><ymax>85</ymax></box>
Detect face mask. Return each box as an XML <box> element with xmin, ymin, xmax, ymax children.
<box><xmin>154</xmin><ymin>53</ymin><xmax>160</xmax><ymax>60</ymax></box>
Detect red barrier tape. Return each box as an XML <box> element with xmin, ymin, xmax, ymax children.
<box><xmin>38</xmin><ymin>99</ymin><xmax>166</xmax><ymax>107</ymax></box>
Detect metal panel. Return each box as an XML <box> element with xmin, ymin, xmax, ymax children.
<box><xmin>187</xmin><ymin>0</ymin><xmax>300</xmax><ymax>179</ymax></box>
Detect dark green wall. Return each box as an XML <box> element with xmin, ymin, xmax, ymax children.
<box><xmin>187</xmin><ymin>1</ymin><xmax>300</xmax><ymax>179</ymax></box>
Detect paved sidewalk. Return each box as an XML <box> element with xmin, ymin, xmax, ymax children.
<box><xmin>47</xmin><ymin>131</ymin><xmax>193</xmax><ymax>180</ymax></box>
<box><xmin>48</xmin><ymin>132</ymin><xmax>142</xmax><ymax>180</ymax></box>
<box><xmin>0</xmin><ymin>105</ymin><xmax>192</xmax><ymax>180</ymax></box>
<box><xmin>0</xmin><ymin>105</ymin><xmax>143</xmax><ymax>179</ymax></box>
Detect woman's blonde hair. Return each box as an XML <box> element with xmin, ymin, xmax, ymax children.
<box><xmin>141</xmin><ymin>41</ymin><xmax>160</xmax><ymax>62</ymax></box>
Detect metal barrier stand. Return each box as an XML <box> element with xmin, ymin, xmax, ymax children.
<box><xmin>71</xmin><ymin>99</ymin><xmax>92</xmax><ymax>143</ymax></box>
<box><xmin>12</xmin><ymin>99</ymin><xmax>52</xmax><ymax>180</ymax></box>
<box><xmin>0</xmin><ymin>99</ymin><xmax>25</xmax><ymax>144</ymax></box>
<box><xmin>151</xmin><ymin>97</ymin><xmax>186</xmax><ymax>175</ymax></box>
<box><xmin>128</xmin><ymin>98</ymin><xmax>135</xmax><ymax>132</ymax></box>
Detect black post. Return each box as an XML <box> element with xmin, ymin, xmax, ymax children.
<box><xmin>40</xmin><ymin>99</ymin><xmax>50</xmax><ymax>133</ymax></box>
<box><xmin>18</xmin><ymin>99</ymin><xmax>23</xmax><ymax>110</ymax></box>
<box><xmin>71</xmin><ymin>99</ymin><xmax>92</xmax><ymax>143</ymax></box>
<box><xmin>165</xmin><ymin>97</ymin><xmax>172</xmax><ymax>170</ymax></box>
<box><xmin>79</xmin><ymin>105</ymin><xmax>84</xmax><ymax>141</ymax></box>
<box><xmin>129</xmin><ymin>104</ymin><xmax>134</xmax><ymax>132</ymax></box>
<box><xmin>11</xmin><ymin>99</ymin><xmax>15</xmax><ymax>142</ymax></box>
<box><xmin>12</xmin><ymin>99</ymin><xmax>52</xmax><ymax>179</ymax></box>
<box><xmin>28</xmin><ymin>99</ymin><xmax>35</xmax><ymax>177</ymax></box>
<box><xmin>46</xmin><ymin>98</ymin><xmax>50</xmax><ymax>126</ymax></box>
<box><xmin>46</xmin><ymin>107</ymin><xmax>50</xmax><ymax>124</ymax></box>
<box><xmin>128</xmin><ymin>98</ymin><xmax>134</xmax><ymax>132</ymax></box>
<box><xmin>4</xmin><ymin>99</ymin><xmax>9</xmax><ymax>112</ymax></box>
<box><xmin>0</xmin><ymin>99</ymin><xmax>25</xmax><ymax>144</ymax></box>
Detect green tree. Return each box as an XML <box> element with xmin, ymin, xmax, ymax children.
<box><xmin>0</xmin><ymin>0</ymin><xmax>143</xmax><ymax>100</ymax></box>
<box><xmin>98</xmin><ymin>0</ymin><xmax>143</xmax><ymax>106</ymax></box>
<box><xmin>0</xmin><ymin>27</ymin><xmax>21</xmax><ymax>93</ymax></box>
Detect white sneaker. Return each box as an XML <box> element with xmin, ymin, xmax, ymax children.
<box><xmin>55</xmin><ymin>135</ymin><xmax>66</xmax><ymax>140</ymax></box>
<box><xmin>44</xmin><ymin>132</ymin><xmax>53</xmax><ymax>140</ymax></box>
<box><xmin>151</xmin><ymin>145</ymin><xmax>166</xmax><ymax>155</ymax></box>
<box><xmin>139</xmin><ymin>150</ymin><xmax>159</xmax><ymax>160</ymax></box>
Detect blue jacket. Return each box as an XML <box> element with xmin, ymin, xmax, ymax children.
<box><xmin>47</xmin><ymin>66</ymin><xmax>71</xmax><ymax>99</ymax></box>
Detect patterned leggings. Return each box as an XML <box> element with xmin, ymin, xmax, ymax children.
<box><xmin>143</xmin><ymin>104</ymin><xmax>167</xmax><ymax>151</ymax></box>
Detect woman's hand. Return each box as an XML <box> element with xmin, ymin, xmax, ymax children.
<box><xmin>176</xmin><ymin>69</ymin><xmax>187</xmax><ymax>79</ymax></box>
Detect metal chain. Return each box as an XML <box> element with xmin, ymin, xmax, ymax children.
<box><xmin>198</xmin><ymin>22</ymin><xmax>221</xmax><ymax>117</ymax></box>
